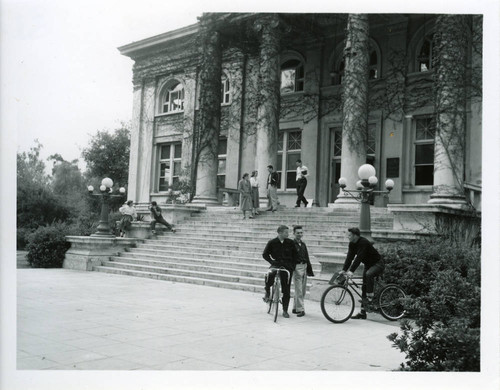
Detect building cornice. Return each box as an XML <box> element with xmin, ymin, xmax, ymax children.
<box><xmin>118</xmin><ymin>23</ymin><xmax>200</xmax><ymax>59</ymax></box>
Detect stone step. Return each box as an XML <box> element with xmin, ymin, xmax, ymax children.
<box><xmin>198</xmin><ymin>207</ymin><xmax>392</xmax><ymax>215</ymax></box>
<box><xmin>171</xmin><ymin>225</ymin><xmax>350</xmax><ymax>236</ymax></box>
<box><xmin>93</xmin><ymin>266</ymin><xmax>265</xmax><ymax>293</ymax></box>
<box><xmin>149</xmin><ymin>233</ymin><xmax>344</xmax><ymax>247</ymax></box>
<box><xmin>135</xmin><ymin>240</ymin><xmax>345</xmax><ymax>253</ymax></box>
<box><xmin>127</xmin><ymin>246</ymin><xmax>334</xmax><ymax>262</ymax></box>
<box><xmin>177</xmin><ymin>220</ymin><xmax>393</xmax><ymax>229</ymax></box>
<box><xmin>186</xmin><ymin>215</ymin><xmax>393</xmax><ymax>224</ymax></box>
<box><xmin>115</xmin><ymin>252</ymin><xmax>322</xmax><ymax>272</ymax></box>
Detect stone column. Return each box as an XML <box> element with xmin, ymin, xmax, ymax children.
<box><xmin>126</xmin><ymin>81</ymin><xmax>143</xmax><ymax>202</ymax></box>
<box><xmin>428</xmin><ymin>15</ymin><xmax>468</xmax><ymax>206</ymax></box>
<box><xmin>254</xmin><ymin>14</ymin><xmax>282</xmax><ymax>198</ymax></box>
<box><xmin>334</xmin><ymin>14</ymin><xmax>370</xmax><ymax>206</ymax></box>
<box><xmin>192</xmin><ymin>17</ymin><xmax>222</xmax><ymax>205</ymax></box>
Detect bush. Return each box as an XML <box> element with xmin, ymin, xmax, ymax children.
<box><xmin>26</xmin><ymin>223</ymin><xmax>72</xmax><ymax>268</ymax></box>
<box><xmin>381</xmin><ymin>238</ymin><xmax>481</xmax><ymax>371</ymax></box>
<box><xmin>17</xmin><ymin>227</ymin><xmax>35</xmax><ymax>250</ymax></box>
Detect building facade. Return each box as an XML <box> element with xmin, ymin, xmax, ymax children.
<box><xmin>119</xmin><ymin>13</ymin><xmax>482</xmax><ymax>211</ymax></box>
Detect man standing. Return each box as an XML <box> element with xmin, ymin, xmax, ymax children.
<box><xmin>266</xmin><ymin>165</ymin><xmax>279</xmax><ymax>212</ymax></box>
<box><xmin>295</xmin><ymin>159</ymin><xmax>309</xmax><ymax>208</ymax></box>
<box><xmin>262</xmin><ymin>225</ymin><xmax>298</xmax><ymax>318</ymax></box>
<box><xmin>150</xmin><ymin>201</ymin><xmax>175</xmax><ymax>234</ymax></box>
<box><xmin>292</xmin><ymin>226</ymin><xmax>314</xmax><ymax>317</ymax></box>
<box><xmin>342</xmin><ymin>227</ymin><xmax>384</xmax><ymax>319</ymax></box>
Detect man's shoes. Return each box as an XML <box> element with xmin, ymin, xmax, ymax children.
<box><xmin>262</xmin><ymin>292</ymin><xmax>270</xmax><ymax>303</ymax></box>
<box><xmin>304</xmin><ymin>201</ymin><xmax>309</xmax><ymax>207</ymax></box>
<box><xmin>297</xmin><ymin>311</ymin><xmax>305</xmax><ymax>317</ymax></box>
<box><xmin>151</xmin><ymin>230</ymin><xmax>156</xmax><ymax>234</ymax></box>
<box><xmin>282</xmin><ymin>311</ymin><xmax>290</xmax><ymax>318</ymax></box>
<box><xmin>292</xmin><ymin>309</ymin><xmax>297</xmax><ymax>314</ymax></box>
<box><xmin>271</xmin><ymin>209</ymin><xmax>277</xmax><ymax>212</ymax></box>
<box><xmin>294</xmin><ymin>205</ymin><xmax>300</xmax><ymax>208</ymax></box>
<box><xmin>352</xmin><ymin>312</ymin><xmax>367</xmax><ymax>320</ymax></box>
<box><xmin>266</xmin><ymin>208</ymin><xmax>272</xmax><ymax>211</ymax></box>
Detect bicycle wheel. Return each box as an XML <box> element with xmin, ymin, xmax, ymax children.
<box><xmin>378</xmin><ymin>284</ymin><xmax>406</xmax><ymax>321</ymax></box>
<box><xmin>273</xmin><ymin>277</ymin><xmax>281</xmax><ymax>323</ymax></box>
<box><xmin>320</xmin><ymin>285</ymin><xmax>355</xmax><ymax>323</ymax></box>
<box><xmin>267</xmin><ymin>285</ymin><xmax>274</xmax><ymax>314</ymax></box>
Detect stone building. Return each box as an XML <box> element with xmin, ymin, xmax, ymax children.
<box><xmin>118</xmin><ymin>13</ymin><xmax>482</xmax><ymax>212</ymax></box>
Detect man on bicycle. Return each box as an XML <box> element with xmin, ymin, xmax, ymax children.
<box><xmin>341</xmin><ymin>227</ymin><xmax>384</xmax><ymax>320</ymax></box>
<box><xmin>262</xmin><ymin>225</ymin><xmax>298</xmax><ymax>318</ymax></box>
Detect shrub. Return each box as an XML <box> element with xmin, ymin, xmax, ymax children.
<box><xmin>381</xmin><ymin>237</ymin><xmax>481</xmax><ymax>371</ymax></box>
<box><xmin>26</xmin><ymin>223</ymin><xmax>72</xmax><ymax>268</ymax></box>
<box><xmin>17</xmin><ymin>227</ymin><xmax>35</xmax><ymax>250</ymax></box>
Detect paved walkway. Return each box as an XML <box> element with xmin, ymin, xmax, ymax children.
<box><xmin>17</xmin><ymin>268</ymin><xmax>404</xmax><ymax>371</ymax></box>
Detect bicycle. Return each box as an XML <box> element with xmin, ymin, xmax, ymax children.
<box><xmin>265</xmin><ymin>267</ymin><xmax>291</xmax><ymax>323</ymax></box>
<box><xmin>320</xmin><ymin>271</ymin><xmax>406</xmax><ymax>323</ymax></box>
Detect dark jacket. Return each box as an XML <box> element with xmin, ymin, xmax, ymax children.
<box><xmin>262</xmin><ymin>237</ymin><xmax>298</xmax><ymax>273</ymax></box>
<box><xmin>342</xmin><ymin>236</ymin><xmax>382</xmax><ymax>273</ymax></box>
<box><xmin>266</xmin><ymin>172</ymin><xmax>279</xmax><ymax>188</ymax></box>
<box><xmin>293</xmin><ymin>239</ymin><xmax>314</xmax><ymax>277</ymax></box>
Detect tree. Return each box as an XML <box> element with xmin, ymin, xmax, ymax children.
<box><xmin>17</xmin><ymin>141</ymin><xmax>71</xmax><ymax>247</ymax></box>
<box><xmin>81</xmin><ymin>123</ymin><xmax>131</xmax><ymax>188</ymax></box>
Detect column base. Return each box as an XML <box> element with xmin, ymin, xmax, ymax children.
<box><xmin>191</xmin><ymin>196</ymin><xmax>220</xmax><ymax>206</ymax></box>
<box><xmin>427</xmin><ymin>193</ymin><xmax>468</xmax><ymax>206</ymax></box>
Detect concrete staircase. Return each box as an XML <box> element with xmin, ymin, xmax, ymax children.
<box><xmin>93</xmin><ymin>206</ymin><xmax>393</xmax><ymax>294</ymax></box>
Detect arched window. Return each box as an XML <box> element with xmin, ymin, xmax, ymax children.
<box><xmin>416</xmin><ymin>34</ymin><xmax>435</xmax><ymax>72</ymax></box>
<box><xmin>280</xmin><ymin>59</ymin><xmax>304</xmax><ymax>94</ymax></box>
<box><xmin>161</xmin><ymin>81</ymin><xmax>184</xmax><ymax>114</ymax></box>
<box><xmin>330</xmin><ymin>40</ymin><xmax>380</xmax><ymax>85</ymax></box>
<box><xmin>221</xmin><ymin>74</ymin><xmax>231</xmax><ymax>105</ymax></box>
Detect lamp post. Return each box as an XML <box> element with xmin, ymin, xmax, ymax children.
<box><xmin>88</xmin><ymin>178</ymin><xmax>126</xmax><ymax>237</ymax></box>
<box><xmin>338</xmin><ymin>164</ymin><xmax>394</xmax><ymax>242</ymax></box>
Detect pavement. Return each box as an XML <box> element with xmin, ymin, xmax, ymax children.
<box><xmin>16</xmin><ymin>268</ymin><xmax>404</xmax><ymax>371</ymax></box>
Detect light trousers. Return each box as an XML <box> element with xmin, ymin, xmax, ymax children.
<box><xmin>267</xmin><ymin>186</ymin><xmax>278</xmax><ymax>210</ymax></box>
<box><xmin>293</xmin><ymin>263</ymin><xmax>308</xmax><ymax>312</ymax></box>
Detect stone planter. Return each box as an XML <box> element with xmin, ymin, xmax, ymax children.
<box><xmin>63</xmin><ymin>236</ymin><xmax>141</xmax><ymax>271</ymax></box>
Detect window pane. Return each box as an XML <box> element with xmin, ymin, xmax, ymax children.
<box><xmin>297</xmin><ymin>65</ymin><xmax>304</xmax><ymax>79</ymax></box>
<box><xmin>218</xmin><ymin>159</ymin><xmax>226</xmax><ymax>175</ymax></box>
<box><xmin>174</xmin><ymin>144</ymin><xmax>182</xmax><ymax>158</ymax></box>
<box><xmin>416</xmin><ymin>118</ymin><xmax>435</xmax><ymax>140</ymax></box>
<box><xmin>287</xmin><ymin>152</ymin><xmax>301</xmax><ymax>171</ymax></box>
<box><xmin>415</xmin><ymin>144</ymin><xmax>434</xmax><ymax>165</ymax></box>
<box><xmin>276</xmin><ymin>172</ymin><xmax>282</xmax><ymax>189</ymax></box>
<box><xmin>160</xmin><ymin>145</ymin><xmax>170</xmax><ymax>160</ymax></box>
<box><xmin>334</xmin><ymin>127</ymin><xmax>342</xmax><ymax>157</ymax></box>
<box><xmin>370</xmin><ymin>50</ymin><xmax>377</xmax><ymax>66</ymax></box>
<box><xmin>159</xmin><ymin>178</ymin><xmax>169</xmax><ymax>191</ymax></box>
<box><xmin>217</xmin><ymin>175</ymin><xmax>226</xmax><ymax>189</ymax></box>
<box><xmin>286</xmin><ymin>172</ymin><xmax>297</xmax><ymax>189</ymax></box>
<box><xmin>367</xmin><ymin>125</ymin><xmax>376</xmax><ymax>155</ymax></box>
<box><xmin>160</xmin><ymin>162</ymin><xmax>170</xmax><ymax>177</ymax></box>
<box><xmin>287</xmin><ymin>131</ymin><xmax>302</xmax><ymax>150</ymax></box>
<box><xmin>172</xmin><ymin>176</ymin><xmax>179</xmax><ymax>185</ymax></box>
<box><xmin>282</xmin><ymin>59</ymin><xmax>300</xmax><ymax>69</ymax></box>
<box><xmin>218</xmin><ymin>139</ymin><xmax>227</xmax><ymax>155</ymax></box>
<box><xmin>173</xmin><ymin>161</ymin><xmax>182</xmax><ymax>176</ymax></box>
<box><xmin>415</xmin><ymin>165</ymin><xmax>434</xmax><ymax>185</ymax></box>
<box><xmin>278</xmin><ymin>133</ymin><xmax>284</xmax><ymax>152</ymax></box>
<box><xmin>281</xmin><ymin>69</ymin><xmax>296</xmax><ymax>94</ymax></box>
<box><xmin>276</xmin><ymin>154</ymin><xmax>283</xmax><ymax>171</ymax></box>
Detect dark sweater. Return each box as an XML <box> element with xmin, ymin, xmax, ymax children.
<box><xmin>262</xmin><ymin>237</ymin><xmax>298</xmax><ymax>273</ymax></box>
<box><xmin>342</xmin><ymin>236</ymin><xmax>382</xmax><ymax>273</ymax></box>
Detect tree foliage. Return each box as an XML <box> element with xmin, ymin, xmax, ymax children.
<box><xmin>81</xmin><ymin>123</ymin><xmax>131</xmax><ymax>187</ymax></box>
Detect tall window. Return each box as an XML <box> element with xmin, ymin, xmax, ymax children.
<box><xmin>417</xmin><ymin>34</ymin><xmax>435</xmax><ymax>72</ymax></box>
<box><xmin>280</xmin><ymin>59</ymin><xmax>304</xmax><ymax>94</ymax></box>
<box><xmin>369</xmin><ymin>49</ymin><xmax>378</xmax><ymax>80</ymax></box>
<box><xmin>217</xmin><ymin>138</ymin><xmax>227</xmax><ymax>189</ymax></box>
<box><xmin>221</xmin><ymin>75</ymin><xmax>231</xmax><ymax>105</ymax></box>
<box><xmin>414</xmin><ymin>117</ymin><xmax>435</xmax><ymax>185</ymax></box>
<box><xmin>162</xmin><ymin>82</ymin><xmax>185</xmax><ymax>113</ymax></box>
<box><xmin>331</xmin><ymin>125</ymin><xmax>375</xmax><ymax>157</ymax></box>
<box><xmin>277</xmin><ymin>130</ymin><xmax>302</xmax><ymax>189</ymax></box>
<box><xmin>158</xmin><ymin>143</ymin><xmax>182</xmax><ymax>191</ymax></box>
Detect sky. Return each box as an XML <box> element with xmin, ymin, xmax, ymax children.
<box><xmin>2</xmin><ymin>0</ymin><xmax>203</xmax><ymax>171</ymax></box>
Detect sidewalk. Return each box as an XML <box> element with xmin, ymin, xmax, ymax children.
<box><xmin>17</xmin><ymin>268</ymin><xmax>404</xmax><ymax>370</ymax></box>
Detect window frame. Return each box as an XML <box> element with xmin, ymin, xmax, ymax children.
<box><xmin>217</xmin><ymin>137</ymin><xmax>227</xmax><ymax>189</ymax></box>
<box><xmin>413</xmin><ymin>116</ymin><xmax>436</xmax><ymax>186</ymax></box>
<box><xmin>157</xmin><ymin>142</ymin><xmax>183</xmax><ymax>192</ymax></box>
<box><xmin>280</xmin><ymin>59</ymin><xmax>305</xmax><ymax>95</ymax></box>
<box><xmin>221</xmin><ymin>74</ymin><xmax>231</xmax><ymax>106</ymax></box>
<box><xmin>158</xmin><ymin>80</ymin><xmax>185</xmax><ymax>115</ymax></box>
<box><xmin>277</xmin><ymin>129</ymin><xmax>302</xmax><ymax>191</ymax></box>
